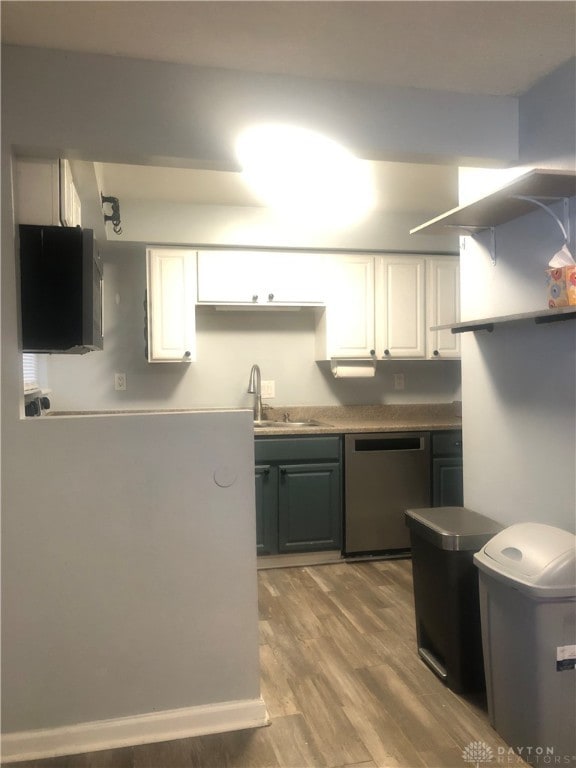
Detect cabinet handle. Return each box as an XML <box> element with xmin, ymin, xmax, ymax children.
<box><xmin>268</xmin><ymin>293</ymin><xmax>274</xmax><ymax>301</ymax></box>
<box><xmin>384</xmin><ymin>349</ymin><xmax>390</xmax><ymax>356</ymax></box>
<box><xmin>252</xmin><ymin>294</ymin><xmax>258</xmax><ymax>302</ymax></box>
<box><xmin>280</xmin><ymin>467</ymin><xmax>287</xmax><ymax>475</ymax></box>
<box><xmin>454</xmin><ymin>441</ymin><xmax>462</xmax><ymax>448</ymax></box>
<box><xmin>433</xmin><ymin>350</ymin><xmax>440</xmax><ymax>357</ymax></box>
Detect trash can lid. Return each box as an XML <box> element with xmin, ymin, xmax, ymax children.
<box><xmin>405</xmin><ymin>507</ymin><xmax>503</xmax><ymax>551</ymax></box>
<box><xmin>474</xmin><ymin>523</ymin><xmax>576</xmax><ymax>599</ymax></box>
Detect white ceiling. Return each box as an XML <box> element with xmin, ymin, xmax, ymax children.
<box><xmin>3</xmin><ymin>1</ymin><xmax>574</xmax><ymax>213</ymax></box>
<box><xmin>2</xmin><ymin>1</ymin><xmax>575</xmax><ymax>97</ymax></box>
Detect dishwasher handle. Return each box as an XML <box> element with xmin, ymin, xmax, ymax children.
<box><xmin>351</xmin><ymin>435</ymin><xmax>426</xmax><ymax>452</ymax></box>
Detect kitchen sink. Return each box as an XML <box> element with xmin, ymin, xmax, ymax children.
<box><xmin>253</xmin><ymin>419</ymin><xmax>331</xmax><ymax>429</ymax></box>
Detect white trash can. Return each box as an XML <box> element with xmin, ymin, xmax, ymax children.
<box><xmin>474</xmin><ymin>523</ymin><xmax>576</xmax><ymax>762</ymax></box>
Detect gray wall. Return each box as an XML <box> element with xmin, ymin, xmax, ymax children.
<box><xmin>460</xmin><ymin>59</ymin><xmax>576</xmax><ymax>532</ymax></box>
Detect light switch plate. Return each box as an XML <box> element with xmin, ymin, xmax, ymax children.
<box><xmin>261</xmin><ymin>380</ymin><xmax>275</xmax><ymax>398</ymax></box>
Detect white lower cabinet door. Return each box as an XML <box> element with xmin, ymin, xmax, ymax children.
<box><xmin>377</xmin><ymin>256</ymin><xmax>426</xmax><ymax>358</ymax></box>
<box><xmin>317</xmin><ymin>254</ymin><xmax>376</xmax><ymax>358</ymax></box>
<box><xmin>426</xmin><ymin>257</ymin><xmax>461</xmax><ymax>359</ymax></box>
<box><xmin>146</xmin><ymin>248</ymin><xmax>196</xmax><ymax>362</ymax></box>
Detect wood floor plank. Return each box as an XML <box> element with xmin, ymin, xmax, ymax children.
<box><xmin>133</xmin><ymin>729</ymin><xmax>280</xmax><ymax>768</ymax></box>
<box><xmin>265</xmin><ymin>713</ymin><xmax>328</xmax><ymax>768</ymax></box>
<box><xmin>259</xmin><ymin>643</ymin><xmax>301</xmax><ymax>718</ymax></box>
<box><xmin>3</xmin><ymin>749</ymin><xmax>134</xmax><ymax>768</ymax></box>
<box><xmin>336</xmin><ymin>763</ymin><xmax>378</xmax><ymax>768</ymax></box>
<box><xmin>355</xmin><ymin>663</ymin><xmax>461</xmax><ymax>755</ymax></box>
<box><xmin>341</xmin><ymin>702</ymin><xmax>427</xmax><ymax>768</ymax></box>
<box><xmin>287</xmin><ymin>674</ymin><xmax>373</xmax><ymax>767</ymax></box>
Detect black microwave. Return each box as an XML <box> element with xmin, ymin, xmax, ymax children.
<box><xmin>19</xmin><ymin>224</ymin><xmax>103</xmax><ymax>353</ymax></box>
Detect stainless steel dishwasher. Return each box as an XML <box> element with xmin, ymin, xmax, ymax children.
<box><xmin>344</xmin><ymin>432</ymin><xmax>430</xmax><ymax>555</ymax></box>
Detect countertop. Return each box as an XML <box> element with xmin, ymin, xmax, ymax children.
<box><xmin>45</xmin><ymin>403</ymin><xmax>462</xmax><ymax>435</ymax></box>
<box><xmin>253</xmin><ymin>403</ymin><xmax>462</xmax><ymax>436</ymax></box>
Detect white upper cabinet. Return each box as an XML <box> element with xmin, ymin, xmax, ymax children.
<box><xmin>15</xmin><ymin>158</ymin><xmax>60</xmax><ymax>225</ymax></box>
<box><xmin>15</xmin><ymin>158</ymin><xmax>81</xmax><ymax>227</ymax></box>
<box><xmin>196</xmin><ymin>250</ymin><xmax>325</xmax><ymax>306</ymax></box>
<box><xmin>426</xmin><ymin>257</ymin><xmax>460</xmax><ymax>359</ymax></box>
<box><xmin>316</xmin><ymin>254</ymin><xmax>376</xmax><ymax>358</ymax></box>
<box><xmin>317</xmin><ymin>253</ymin><xmax>460</xmax><ymax>360</ymax></box>
<box><xmin>146</xmin><ymin>248</ymin><xmax>196</xmax><ymax>363</ymax></box>
<box><xmin>376</xmin><ymin>256</ymin><xmax>426</xmax><ymax>358</ymax></box>
<box><xmin>59</xmin><ymin>159</ymin><xmax>82</xmax><ymax>228</ymax></box>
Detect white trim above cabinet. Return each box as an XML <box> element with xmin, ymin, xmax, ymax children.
<box><xmin>146</xmin><ymin>248</ymin><xmax>196</xmax><ymax>362</ymax></box>
<box><xmin>196</xmin><ymin>250</ymin><xmax>325</xmax><ymax>307</ymax></box>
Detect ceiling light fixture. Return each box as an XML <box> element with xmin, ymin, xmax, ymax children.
<box><xmin>235</xmin><ymin>124</ymin><xmax>375</xmax><ymax>229</ymax></box>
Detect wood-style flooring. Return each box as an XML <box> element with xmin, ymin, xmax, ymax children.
<box><xmin>7</xmin><ymin>560</ymin><xmax>522</xmax><ymax>768</ymax></box>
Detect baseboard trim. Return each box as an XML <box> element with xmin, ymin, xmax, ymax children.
<box><xmin>257</xmin><ymin>550</ymin><xmax>342</xmax><ymax>569</ymax></box>
<box><xmin>1</xmin><ymin>697</ymin><xmax>269</xmax><ymax>764</ymax></box>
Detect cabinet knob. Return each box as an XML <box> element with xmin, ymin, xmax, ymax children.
<box><xmin>384</xmin><ymin>349</ymin><xmax>390</xmax><ymax>356</ymax></box>
<box><xmin>370</xmin><ymin>349</ymin><xmax>376</xmax><ymax>356</ymax></box>
<box><xmin>433</xmin><ymin>350</ymin><xmax>440</xmax><ymax>357</ymax></box>
<box><xmin>184</xmin><ymin>350</ymin><xmax>191</xmax><ymax>358</ymax></box>
<box><xmin>268</xmin><ymin>293</ymin><xmax>274</xmax><ymax>301</ymax></box>
<box><xmin>252</xmin><ymin>294</ymin><xmax>258</xmax><ymax>302</ymax></box>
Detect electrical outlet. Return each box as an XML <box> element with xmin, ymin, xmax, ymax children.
<box><xmin>261</xmin><ymin>380</ymin><xmax>275</xmax><ymax>398</ymax></box>
<box><xmin>393</xmin><ymin>373</ymin><xmax>405</xmax><ymax>391</ymax></box>
<box><xmin>114</xmin><ymin>372</ymin><xmax>127</xmax><ymax>391</ymax></box>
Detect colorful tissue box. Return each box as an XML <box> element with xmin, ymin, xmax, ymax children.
<box><xmin>546</xmin><ymin>266</ymin><xmax>576</xmax><ymax>307</ymax></box>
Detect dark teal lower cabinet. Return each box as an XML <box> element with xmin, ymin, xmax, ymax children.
<box><xmin>432</xmin><ymin>431</ymin><xmax>464</xmax><ymax>507</ymax></box>
<box><xmin>255</xmin><ymin>464</ymin><xmax>277</xmax><ymax>556</ymax></box>
<box><xmin>432</xmin><ymin>457</ymin><xmax>464</xmax><ymax>506</ymax></box>
<box><xmin>278</xmin><ymin>463</ymin><xmax>341</xmax><ymax>553</ymax></box>
<box><xmin>255</xmin><ymin>437</ymin><xmax>342</xmax><ymax>556</ymax></box>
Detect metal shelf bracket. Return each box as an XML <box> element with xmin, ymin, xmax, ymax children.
<box><xmin>451</xmin><ymin>225</ymin><xmax>497</xmax><ymax>266</ymax></box>
<box><xmin>512</xmin><ymin>195</ymin><xmax>570</xmax><ymax>244</ymax></box>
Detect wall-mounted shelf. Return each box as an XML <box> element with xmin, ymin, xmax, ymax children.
<box><xmin>410</xmin><ymin>169</ymin><xmax>576</xmax><ymax>237</ymax></box>
<box><xmin>432</xmin><ymin>306</ymin><xmax>576</xmax><ymax>334</ymax></box>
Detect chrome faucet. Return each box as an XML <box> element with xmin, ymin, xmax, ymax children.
<box><xmin>247</xmin><ymin>364</ymin><xmax>263</xmax><ymax>422</ymax></box>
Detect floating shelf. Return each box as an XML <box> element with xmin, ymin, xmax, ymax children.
<box><xmin>411</xmin><ymin>169</ymin><xmax>576</xmax><ymax>236</ymax></box>
<box><xmin>432</xmin><ymin>306</ymin><xmax>576</xmax><ymax>334</ymax></box>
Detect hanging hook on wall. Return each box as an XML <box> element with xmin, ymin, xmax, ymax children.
<box><xmin>101</xmin><ymin>194</ymin><xmax>123</xmax><ymax>235</ymax></box>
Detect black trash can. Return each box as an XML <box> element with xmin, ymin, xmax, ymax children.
<box><xmin>405</xmin><ymin>506</ymin><xmax>502</xmax><ymax>693</ymax></box>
